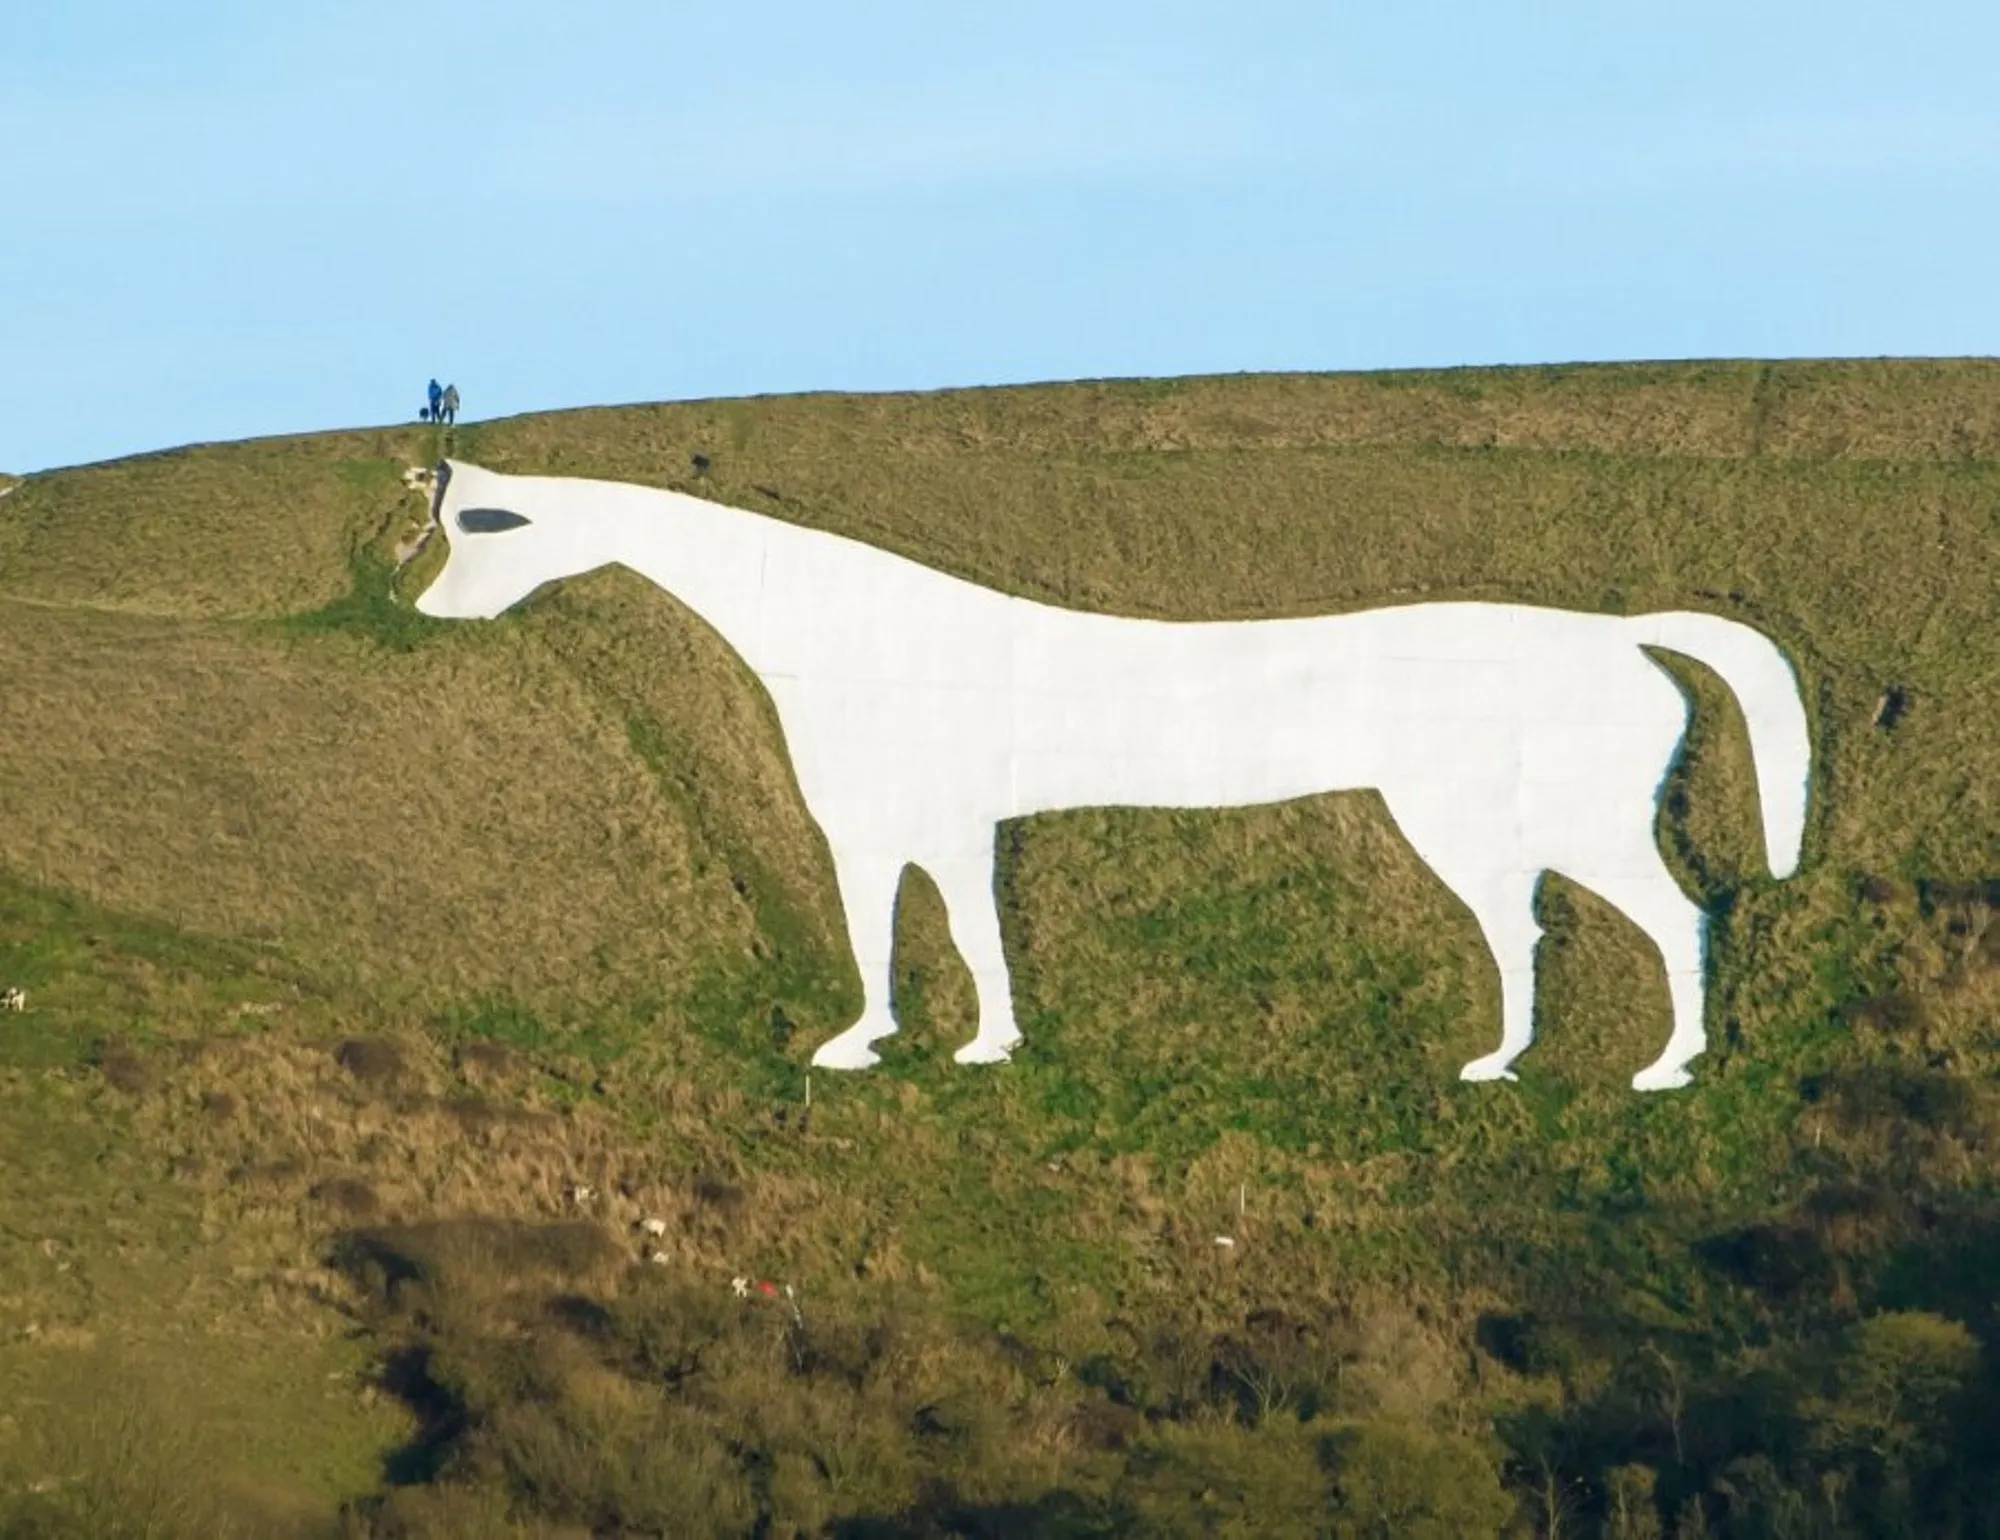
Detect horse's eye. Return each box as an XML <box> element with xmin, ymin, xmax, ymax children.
<box><xmin>457</xmin><ymin>507</ymin><xmax>532</xmax><ymax>534</ymax></box>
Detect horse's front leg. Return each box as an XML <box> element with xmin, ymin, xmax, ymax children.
<box><xmin>810</xmin><ymin>850</ymin><xmax>905</xmax><ymax>1069</ymax></box>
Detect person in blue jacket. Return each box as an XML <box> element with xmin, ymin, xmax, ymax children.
<box><xmin>427</xmin><ymin>379</ymin><xmax>444</xmax><ymax>422</ymax></box>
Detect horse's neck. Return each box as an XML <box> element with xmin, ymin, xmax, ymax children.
<box><xmin>613</xmin><ymin>500</ymin><xmax>780</xmax><ymax>667</ymax></box>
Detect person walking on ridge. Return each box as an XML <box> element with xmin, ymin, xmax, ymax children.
<box><xmin>427</xmin><ymin>379</ymin><xmax>443</xmax><ymax>422</ymax></box>
<box><xmin>440</xmin><ymin>384</ymin><xmax>460</xmax><ymax>426</ymax></box>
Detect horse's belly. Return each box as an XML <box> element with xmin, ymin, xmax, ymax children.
<box><xmin>1006</xmin><ymin>681</ymin><xmax>1373</xmax><ymax>814</ymax></box>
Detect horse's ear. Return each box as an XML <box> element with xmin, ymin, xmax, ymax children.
<box><xmin>457</xmin><ymin>506</ymin><xmax>533</xmax><ymax>534</ymax></box>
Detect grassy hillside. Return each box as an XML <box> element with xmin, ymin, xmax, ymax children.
<box><xmin>0</xmin><ymin>361</ymin><xmax>1997</xmax><ymax>1536</ymax></box>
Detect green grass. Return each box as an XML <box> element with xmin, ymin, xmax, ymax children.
<box><xmin>1</xmin><ymin>361</ymin><xmax>1998</xmax><ymax>1533</ymax></box>
<box><xmin>282</xmin><ymin>550</ymin><xmax>453</xmax><ymax>653</ymax></box>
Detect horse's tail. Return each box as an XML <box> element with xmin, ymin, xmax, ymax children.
<box><xmin>1637</xmin><ymin>611</ymin><xmax>1811</xmax><ymax>878</ymax></box>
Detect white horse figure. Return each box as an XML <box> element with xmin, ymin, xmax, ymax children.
<box><xmin>417</xmin><ymin>461</ymin><xmax>1810</xmax><ymax>1091</ymax></box>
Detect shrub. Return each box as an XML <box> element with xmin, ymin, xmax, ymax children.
<box><xmin>335</xmin><ymin>1036</ymin><xmax>410</xmax><ymax>1088</ymax></box>
<box><xmin>93</xmin><ymin>1033</ymin><xmax>159</xmax><ymax>1095</ymax></box>
<box><xmin>1319</xmin><ymin>1422</ymin><xmax>1516</xmax><ymax>1540</ymax></box>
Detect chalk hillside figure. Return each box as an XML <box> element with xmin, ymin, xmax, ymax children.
<box><xmin>416</xmin><ymin>462</ymin><xmax>1811</xmax><ymax>1093</ymax></box>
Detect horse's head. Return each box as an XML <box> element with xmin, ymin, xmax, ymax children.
<box><xmin>415</xmin><ymin>460</ymin><xmax>618</xmax><ymax>619</ymax></box>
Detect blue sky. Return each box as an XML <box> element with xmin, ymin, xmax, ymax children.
<box><xmin>3</xmin><ymin>1</ymin><xmax>1996</xmax><ymax>471</ymax></box>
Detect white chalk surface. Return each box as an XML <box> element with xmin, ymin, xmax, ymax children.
<box><xmin>417</xmin><ymin>462</ymin><xmax>1811</xmax><ymax>1090</ymax></box>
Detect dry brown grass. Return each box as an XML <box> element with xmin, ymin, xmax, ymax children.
<box><xmin>0</xmin><ymin>431</ymin><xmax>429</xmax><ymax>617</ymax></box>
<box><xmin>0</xmin><ymin>364</ymin><xmax>1994</xmax><ymax>1025</ymax></box>
<box><xmin>0</xmin><ymin>368</ymin><xmax>1992</xmax><ymax>1032</ymax></box>
<box><xmin>0</xmin><ymin>597</ymin><xmax>727</xmax><ymax>1012</ymax></box>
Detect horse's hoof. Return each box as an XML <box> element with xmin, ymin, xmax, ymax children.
<box><xmin>954</xmin><ymin>1038</ymin><xmax>1020</xmax><ymax>1066</ymax></box>
<box><xmin>811</xmin><ymin>1042</ymin><xmax>882</xmax><ymax>1071</ymax></box>
<box><xmin>1458</xmin><ymin>1058</ymin><xmax>1519</xmax><ymax>1084</ymax></box>
<box><xmin>1632</xmin><ymin>1065</ymin><xmax>1694</xmax><ymax>1092</ymax></box>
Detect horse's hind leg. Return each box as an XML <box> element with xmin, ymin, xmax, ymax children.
<box><xmin>1442</xmin><ymin>870</ymin><xmax>1546</xmax><ymax>1083</ymax></box>
<box><xmin>1383</xmin><ymin>787</ymin><xmax>1545</xmax><ymax>1080</ymax></box>
<box><xmin>1456</xmin><ymin>872</ymin><xmax>1544</xmax><ymax>1072</ymax></box>
<box><xmin>810</xmin><ymin>851</ymin><xmax>905</xmax><ymax>1070</ymax></box>
<box><xmin>925</xmin><ymin>835</ymin><xmax>1022</xmax><ymax>1065</ymax></box>
<box><xmin>1573</xmin><ymin>851</ymin><xmax>1709</xmax><ymax>1092</ymax></box>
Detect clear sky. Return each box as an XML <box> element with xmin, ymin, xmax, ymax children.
<box><xmin>4</xmin><ymin>1</ymin><xmax>1996</xmax><ymax>471</ymax></box>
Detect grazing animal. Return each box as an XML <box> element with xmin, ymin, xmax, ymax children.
<box><xmin>0</xmin><ymin>988</ymin><xmax>24</xmax><ymax>1013</ymax></box>
<box><xmin>638</xmin><ymin>1216</ymin><xmax>669</xmax><ymax>1238</ymax></box>
<box><xmin>417</xmin><ymin>462</ymin><xmax>1811</xmax><ymax>1092</ymax></box>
